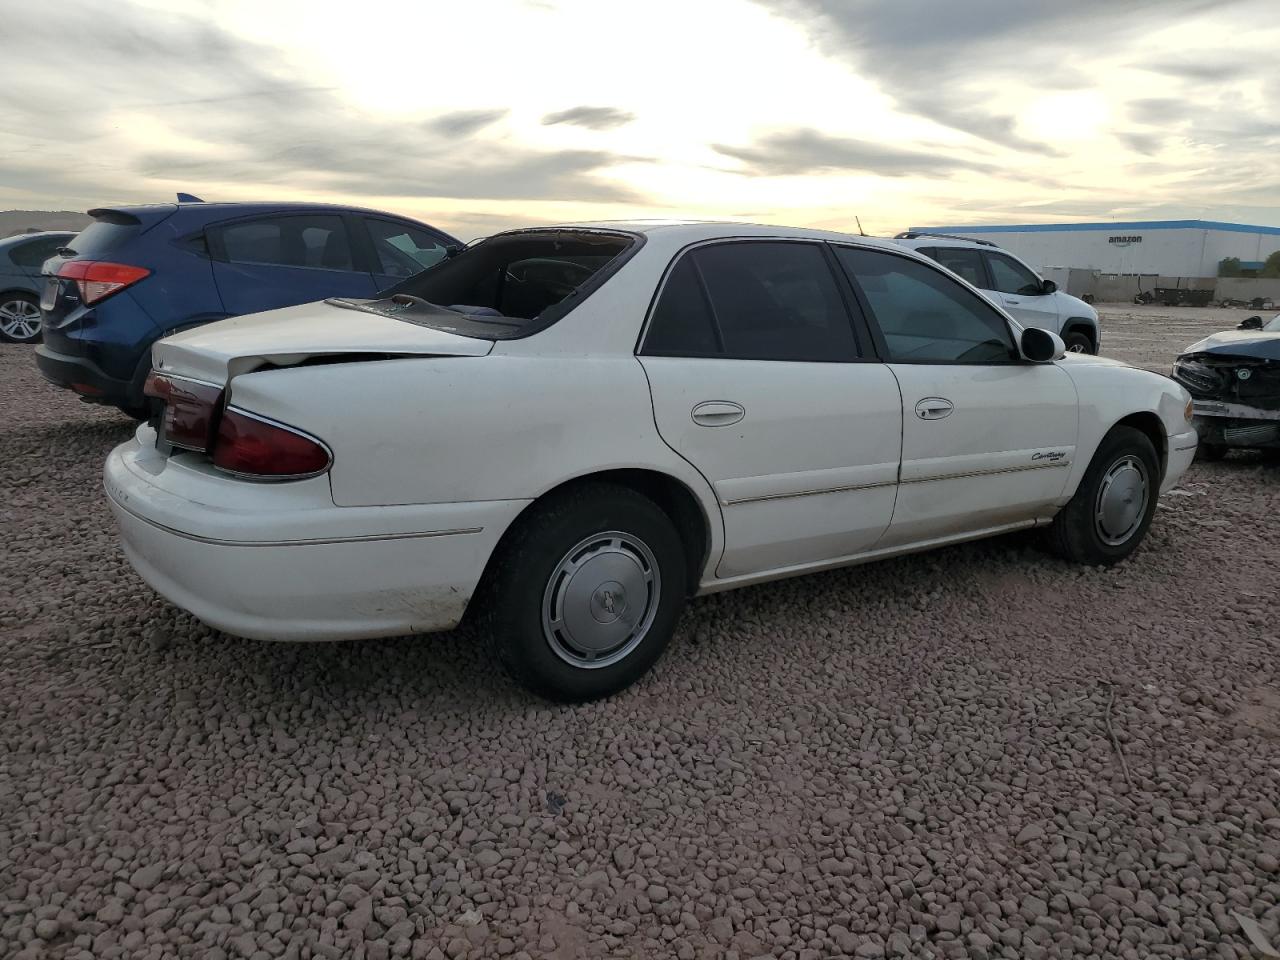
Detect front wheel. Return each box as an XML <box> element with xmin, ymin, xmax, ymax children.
<box><xmin>1047</xmin><ymin>426</ymin><xmax>1159</xmax><ymax>565</ymax></box>
<box><xmin>1063</xmin><ymin>330</ymin><xmax>1094</xmax><ymax>354</ymax></box>
<box><xmin>0</xmin><ymin>293</ymin><xmax>42</xmax><ymax>343</ymax></box>
<box><xmin>480</xmin><ymin>483</ymin><xmax>688</xmax><ymax>702</ymax></box>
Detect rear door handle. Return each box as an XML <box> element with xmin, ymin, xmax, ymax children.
<box><xmin>1004</xmin><ymin>298</ymin><xmax>1021</xmax><ymax>305</ymax></box>
<box><xmin>691</xmin><ymin>400</ymin><xmax>745</xmax><ymax>427</ymax></box>
<box><xmin>914</xmin><ymin>397</ymin><xmax>954</xmax><ymax>420</ymax></box>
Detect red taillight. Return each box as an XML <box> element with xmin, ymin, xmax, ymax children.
<box><xmin>58</xmin><ymin>260</ymin><xmax>150</xmax><ymax>305</ymax></box>
<box><xmin>212</xmin><ymin>409</ymin><xmax>331</xmax><ymax>479</ymax></box>
<box><xmin>144</xmin><ymin>371</ymin><xmax>222</xmax><ymax>451</ymax></box>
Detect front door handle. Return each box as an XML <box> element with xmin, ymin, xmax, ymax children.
<box><xmin>691</xmin><ymin>400</ymin><xmax>745</xmax><ymax>427</ymax></box>
<box><xmin>1004</xmin><ymin>298</ymin><xmax>1021</xmax><ymax>305</ymax></box>
<box><xmin>914</xmin><ymin>397</ymin><xmax>954</xmax><ymax>420</ymax></box>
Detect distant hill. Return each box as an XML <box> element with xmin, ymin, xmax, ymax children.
<box><xmin>0</xmin><ymin>210</ymin><xmax>93</xmax><ymax>239</ymax></box>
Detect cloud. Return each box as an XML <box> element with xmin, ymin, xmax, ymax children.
<box><xmin>1117</xmin><ymin>132</ymin><xmax>1166</xmax><ymax>156</ymax></box>
<box><xmin>1127</xmin><ymin>98</ymin><xmax>1191</xmax><ymax>127</ymax></box>
<box><xmin>541</xmin><ymin>106</ymin><xmax>636</xmax><ymax>130</ymax></box>
<box><xmin>426</xmin><ymin>109</ymin><xmax>509</xmax><ymax>137</ymax></box>
<box><xmin>753</xmin><ymin>0</ymin><xmax>1246</xmax><ymax>152</ymax></box>
<box><xmin>713</xmin><ymin>129</ymin><xmax>993</xmax><ymax>177</ymax></box>
<box><xmin>0</xmin><ymin>1</ymin><xmax>644</xmax><ymax>209</ymax></box>
<box><xmin>1139</xmin><ymin>59</ymin><xmax>1250</xmax><ymax>81</ymax></box>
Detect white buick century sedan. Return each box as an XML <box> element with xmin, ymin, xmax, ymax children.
<box><xmin>105</xmin><ymin>222</ymin><xmax>1197</xmax><ymax>700</ymax></box>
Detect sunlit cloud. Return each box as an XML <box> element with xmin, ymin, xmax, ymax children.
<box><xmin>0</xmin><ymin>0</ymin><xmax>1277</xmax><ymax>236</ymax></box>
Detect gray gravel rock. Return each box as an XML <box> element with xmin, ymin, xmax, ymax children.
<box><xmin>2</xmin><ymin>313</ymin><xmax>1279</xmax><ymax>960</ymax></box>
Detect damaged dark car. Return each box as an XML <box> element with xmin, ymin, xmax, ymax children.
<box><xmin>1173</xmin><ymin>313</ymin><xmax>1280</xmax><ymax>459</ymax></box>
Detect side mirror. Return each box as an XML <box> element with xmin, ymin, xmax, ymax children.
<box><xmin>1040</xmin><ymin>279</ymin><xmax>1057</xmax><ymax>295</ymax></box>
<box><xmin>1021</xmin><ymin>327</ymin><xmax>1066</xmax><ymax>362</ymax></box>
<box><xmin>1239</xmin><ymin>315</ymin><xmax>1263</xmax><ymax>330</ymax></box>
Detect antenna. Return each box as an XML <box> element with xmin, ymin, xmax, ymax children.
<box><xmin>855</xmin><ymin>216</ymin><xmax>866</xmax><ymax>236</ymax></box>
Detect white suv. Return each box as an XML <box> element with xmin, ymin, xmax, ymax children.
<box><xmin>895</xmin><ymin>232</ymin><xmax>1100</xmax><ymax>354</ymax></box>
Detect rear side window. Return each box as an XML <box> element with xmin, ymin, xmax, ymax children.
<box><xmin>365</xmin><ymin>218</ymin><xmax>450</xmax><ymax>278</ymax></box>
<box><xmin>643</xmin><ymin>241</ymin><xmax>859</xmax><ymax>362</ymax></box>
<box><xmin>985</xmin><ymin>252</ymin><xmax>1042</xmax><ymax>296</ymax></box>
<box><xmin>216</xmin><ymin>215</ymin><xmax>354</xmax><ymax>271</ymax></box>
<box><xmin>925</xmin><ymin>247</ymin><xmax>988</xmax><ymax>289</ymax></box>
<box><xmin>835</xmin><ymin>246</ymin><xmax>1017</xmax><ymax>363</ymax></box>
<box><xmin>9</xmin><ymin>236</ymin><xmax>68</xmax><ymax>268</ymax></box>
<box><xmin>643</xmin><ymin>256</ymin><xmax>720</xmax><ymax>355</ymax></box>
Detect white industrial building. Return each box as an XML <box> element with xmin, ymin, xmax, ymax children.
<box><xmin>908</xmin><ymin>220</ymin><xmax>1280</xmax><ymax>278</ymax></box>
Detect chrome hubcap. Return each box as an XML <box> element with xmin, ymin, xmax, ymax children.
<box><xmin>1068</xmin><ymin>342</ymin><xmax>1086</xmax><ymax>353</ymax></box>
<box><xmin>541</xmin><ymin>531</ymin><xmax>660</xmax><ymax>669</ymax></box>
<box><xmin>1094</xmin><ymin>455</ymin><xmax>1149</xmax><ymax>546</ymax></box>
<box><xmin>0</xmin><ymin>299</ymin><xmax>40</xmax><ymax>340</ymax></box>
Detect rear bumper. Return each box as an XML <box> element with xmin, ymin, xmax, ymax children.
<box><xmin>35</xmin><ymin>344</ymin><xmax>132</xmax><ymax>404</ymax></box>
<box><xmin>104</xmin><ymin>429</ymin><xmax>529</xmax><ymax>641</ymax></box>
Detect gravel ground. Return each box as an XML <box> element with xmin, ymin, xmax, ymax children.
<box><xmin>3</xmin><ymin>304</ymin><xmax>1279</xmax><ymax>960</ymax></box>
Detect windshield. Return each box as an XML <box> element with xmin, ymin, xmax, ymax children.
<box><xmin>1265</xmin><ymin>314</ymin><xmax>1280</xmax><ymax>331</ymax></box>
<box><xmin>337</xmin><ymin>229</ymin><xmax>636</xmax><ymax>338</ymax></box>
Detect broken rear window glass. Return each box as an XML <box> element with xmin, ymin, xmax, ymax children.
<box><xmin>328</xmin><ymin>229</ymin><xmax>637</xmax><ymax>340</ymax></box>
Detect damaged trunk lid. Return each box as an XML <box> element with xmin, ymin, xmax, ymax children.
<box><xmin>152</xmin><ymin>299</ymin><xmax>493</xmax><ymax>384</ymax></box>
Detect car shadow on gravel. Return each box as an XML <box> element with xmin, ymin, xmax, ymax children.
<box><xmin>133</xmin><ymin>532</ymin><xmax>1043</xmax><ymax>712</ymax></box>
<box><xmin>145</xmin><ymin>613</ymin><xmax>529</xmax><ymax>716</ymax></box>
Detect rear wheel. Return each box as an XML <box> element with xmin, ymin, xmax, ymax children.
<box><xmin>0</xmin><ymin>293</ymin><xmax>42</xmax><ymax>344</ymax></box>
<box><xmin>1048</xmin><ymin>426</ymin><xmax>1159</xmax><ymax>565</ymax></box>
<box><xmin>1063</xmin><ymin>329</ymin><xmax>1094</xmax><ymax>354</ymax></box>
<box><xmin>481</xmin><ymin>483</ymin><xmax>687</xmax><ymax>702</ymax></box>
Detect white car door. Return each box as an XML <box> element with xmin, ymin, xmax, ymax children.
<box><xmin>832</xmin><ymin>245</ymin><xmax>1078</xmax><ymax>548</ymax></box>
<box><xmin>638</xmin><ymin>240</ymin><xmax>902</xmax><ymax>579</ymax></box>
<box><xmin>985</xmin><ymin>250</ymin><xmax>1062</xmax><ymax>335</ymax></box>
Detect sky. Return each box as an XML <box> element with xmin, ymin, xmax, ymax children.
<box><xmin>1</xmin><ymin>0</ymin><xmax>1278</xmax><ymax>240</ymax></box>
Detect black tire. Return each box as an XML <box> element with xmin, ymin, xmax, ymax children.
<box><xmin>1047</xmin><ymin>426</ymin><xmax>1159</xmax><ymax>566</ymax></box>
<box><xmin>1063</xmin><ymin>329</ymin><xmax>1094</xmax><ymax>355</ymax></box>
<box><xmin>113</xmin><ymin>402</ymin><xmax>150</xmax><ymax>421</ymax></box>
<box><xmin>1197</xmin><ymin>443</ymin><xmax>1228</xmax><ymax>462</ymax></box>
<box><xmin>0</xmin><ymin>291</ymin><xmax>42</xmax><ymax>344</ymax></box>
<box><xmin>480</xmin><ymin>482</ymin><xmax>688</xmax><ymax>702</ymax></box>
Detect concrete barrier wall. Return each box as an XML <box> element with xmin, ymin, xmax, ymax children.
<box><xmin>1090</xmin><ymin>275</ymin><xmax>1280</xmax><ymax>303</ymax></box>
<box><xmin>1216</xmin><ymin>278</ymin><xmax>1280</xmax><ymax>302</ymax></box>
<box><xmin>1094</xmin><ymin>276</ymin><xmax>1145</xmax><ymax>302</ymax></box>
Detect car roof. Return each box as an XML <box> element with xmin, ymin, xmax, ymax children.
<box><xmin>94</xmin><ymin>200</ymin><xmax>432</xmax><ymax>218</ymax></box>
<box><xmin>0</xmin><ymin>230</ymin><xmax>77</xmax><ymax>245</ymax></box>
<box><xmin>895</xmin><ymin>233</ymin><xmax>1002</xmax><ymax>251</ymax></box>
<box><xmin>510</xmin><ymin>219</ymin><xmax>907</xmax><ymax>251</ymax></box>
<box><xmin>83</xmin><ymin>201</ymin><xmax>462</xmax><ymax>245</ymax></box>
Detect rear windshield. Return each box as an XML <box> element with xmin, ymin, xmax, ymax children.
<box><xmin>67</xmin><ymin>219</ymin><xmax>140</xmax><ymax>258</ymax></box>
<box><xmin>328</xmin><ymin>229</ymin><xmax>637</xmax><ymax>339</ymax></box>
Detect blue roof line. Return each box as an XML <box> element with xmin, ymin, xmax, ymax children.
<box><xmin>910</xmin><ymin>219</ymin><xmax>1280</xmax><ymax>237</ymax></box>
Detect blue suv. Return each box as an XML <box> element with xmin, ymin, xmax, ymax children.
<box><xmin>36</xmin><ymin>200</ymin><xmax>461</xmax><ymax>416</ymax></box>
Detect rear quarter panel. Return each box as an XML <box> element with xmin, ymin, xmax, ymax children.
<box><xmin>225</xmin><ymin>354</ymin><xmax>725</xmax><ymax>563</ymax></box>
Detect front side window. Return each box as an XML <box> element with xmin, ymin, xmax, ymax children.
<box><xmin>217</xmin><ymin>215</ymin><xmax>354</xmax><ymax>271</ymax></box>
<box><xmin>365</xmin><ymin>218</ymin><xmax>450</xmax><ymax>278</ymax></box>
<box><xmin>924</xmin><ymin>247</ymin><xmax>987</xmax><ymax>289</ymax></box>
<box><xmin>643</xmin><ymin>241</ymin><xmax>859</xmax><ymax>362</ymax></box>
<box><xmin>834</xmin><ymin>246</ymin><xmax>1017</xmax><ymax>363</ymax></box>
<box><xmin>985</xmin><ymin>252</ymin><xmax>1043</xmax><ymax>296</ymax></box>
